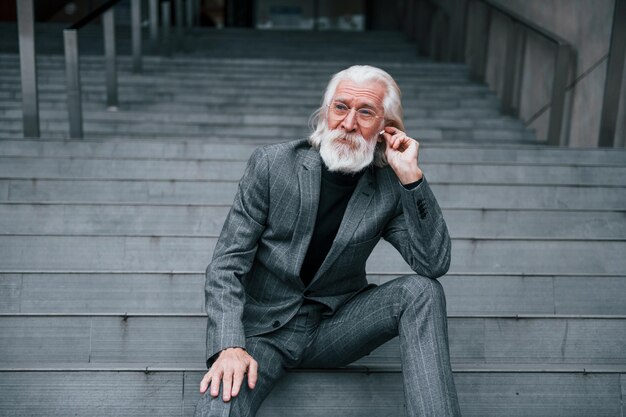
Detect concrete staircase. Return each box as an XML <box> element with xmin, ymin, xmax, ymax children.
<box><xmin>1</xmin><ymin>21</ymin><xmax>625</xmax><ymax>417</ymax></box>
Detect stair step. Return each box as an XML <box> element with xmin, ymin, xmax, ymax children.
<box><xmin>0</xmin><ymin>100</ymin><xmax>506</xmax><ymax>118</ymax></box>
<box><xmin>0</xmin><ymin>114</ymin><xmax>528</xmax><ymax>133</ymax></box>
<box><xmin>1</xmin><ymin>315</ymin><xmax>624</xmax><ymax>365</ymax></box>
<box><xmin>1</xmin><ymin>178</ymin><xmax>623</xmax><ymax>209</ymax></box>
<box><xmin>1</xmin><ymin>203</ymin><xmax>622</xmax><ymax>238</ymax></box>
<box><xmin>0</xmin><ymin>51</ymin><xmax>469</xmax><ymax>70</ymax></box>
<box><xmin>0</xmin><ymin>65</ymin><xmax>470</xmax><ymax>83</ymax></box>
<box><xmin>2</xmin><ymin>272</ymin><xmax>625</xmax><ymax>315</ymax></box>
<box><xmin>0</xmin><ymin>235</ymin><xmax>624</xmax><ymax>274</ymax></box>
<box><xmin>0</xmin><ymin>84</ymin><xmax>495</xmax><ymax>102</ymax></box>
<box><xmin>3</xmin><ymin>362</ymin><xmax>625</xmax><ymax>373</ymax></box>
<box><xmin>0</xmin><ymin>124</ymin><xmax>535</xmax><ymax>143</ymax></box>
<box><xmin>0</xmin><ymin>61</ymin><xmax>480</xmax><ymax>81</ymax></box>
<box><xmin>0</xmin><ymin>77</ymin><xmax>493</xmax><ymax>94</ymax></box>
<box><xmin>2</xmin><ymin>92</ymin><xmax>501</xmax><ymax>109</ymax></box>
<box><xmin>0</xmin><ymin>110</ymin><xmax>527</xmax><ymax>130</ymax></box>
<box><xmin>0</xmin><ymin>156</ymin><xmax>622</xmax><ymax>185</ymax></box>
<box><xmin>0</xmin><ymin>369</ymin><xmax>622</xmax><ymax>417</ymax></box>
<box><xmin>1</xmin><ymin>139</ymin><xmax>624</xmax><ymax>163</ymax></box>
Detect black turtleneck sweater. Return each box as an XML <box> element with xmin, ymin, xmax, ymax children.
<box><xmin>299</xmin><ymin>163</ymin><xmax>422</xmax><ymax>287</ymax></box>
<box><xmin>299</xmin><ymin>163</ymin><xmax>365</xmax><ymax>286</ymax></box>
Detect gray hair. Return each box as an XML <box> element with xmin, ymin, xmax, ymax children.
<box><xmin>308</xmin><ymin>65</ymin><xmax>404</xmax><ymax>167</ymax></box>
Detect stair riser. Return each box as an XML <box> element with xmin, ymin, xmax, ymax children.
<box><xmin>2</xmin><ymin>273</ymin><xmax>625</xmax><ymax>315</ymax></box>
<box><xmin>1</xmin><ymin>316</ymin><xmax>624</xmax><ymax>365</ymax></box>
<box><xmin>0</xmin><ymin>236</ymin><xmax>624</xmax><ymax>274</ymax></box>
<box><xmin>0</xmin><ymin>371</ymin><xmax>621</xmax><ymax>417</ymax></box>
<box><xmin>1</xmin><ymin>204</ymin><xmax>623</xmax><ymax>238</ymax></box>
<box><xmin>1</xmin><ymin>92</ymin><xmax>500</xmax><ymax>109</ymax></box>
<box><xmin>0</xmin><ymin>129</ymin><xmax>536</xmax><ymax>143</ymax></box>
<box><xmin>1</xmin><ymin>180</ymin><xmax>623</xmax><ymax>209</ymax></box>
<box><xmin>0</xmin><ymin>112</ymin><xmax>526</xmax><ymax>130</ymax></box>
<box><xmin>0</xmin><ymin>158</ymin><xmax>622</xmax><ymax>185</ymax></box>
<box><xmin>0</xmin><ymin>102</ymin><xmax>506</xmax><ymax>118</ymax></box>
<box><xmin>2</xmin><ymin>140</ymin><xmax>624</xmax><ymax>164</ymax></box>
<box><xmin>0</xmin><ymin>78</ymin><xmax>493</xmax><ymax>95</ymax></box>
<box><xmin>0</xmin><ymin>112</ymin><xmax>503</xmax><ymax>128</ymax></box>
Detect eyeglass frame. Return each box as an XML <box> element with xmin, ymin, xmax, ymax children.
<box><xmin>326</xmin><ymin>101</ymin><xmax>385</xmax><ymax>127</ymax></box>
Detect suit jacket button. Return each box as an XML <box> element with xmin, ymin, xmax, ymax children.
<box><xmin>272</xmin><ymin>320</ymin><xmax>281</xmax><ymax>328</ymax></box>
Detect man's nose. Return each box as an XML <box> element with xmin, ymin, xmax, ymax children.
<box><xmin>340</xmin><ymin>108</ymin><xmax>358</xmax><ymax>131</ymax></box>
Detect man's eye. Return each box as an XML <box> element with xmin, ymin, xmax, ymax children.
<box><xmin>334</xmin><ymin>103</ymin><xmax>349</xmax><ymax>112</ymax></box>
<box><xmin>358</xmin><ymin>109</ymin><xmax>375</xmax><ymax>118</ymax></box>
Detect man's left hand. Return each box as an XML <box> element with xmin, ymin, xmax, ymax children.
<box><xmin>380</xmin><ymin>127</ymin><xmax>423</xmax><ymax>185</ymax></box>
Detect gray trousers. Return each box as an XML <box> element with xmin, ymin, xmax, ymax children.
<box><xmin>194</xmin><ymin>275</ymin><xmax>461</xmax><ymax>417</ymax></box>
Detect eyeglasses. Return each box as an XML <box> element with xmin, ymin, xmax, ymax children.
<box><xmin>327</xmin><ymin>101</ymin><xmax>383</xmax><ymax>127</ymax></box>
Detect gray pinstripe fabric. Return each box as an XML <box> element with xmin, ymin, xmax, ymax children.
<box><xmin>196</xmin><ymin>139</ymin><xmax>459</xmax><ymax>416</ymax></box>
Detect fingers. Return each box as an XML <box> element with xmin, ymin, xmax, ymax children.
<box><xmin>210</xmin><ymin>369</ymin><xmax>222</xmax><ymax>398</ymax></box>
<box><xmin>203</xmin><ymin>350</ymin><xmax>258</xmax><ymax>402</ymax></box>
<box><xmin>222</xmin><ymin>370</ymin><xmax>233</xmax><ymax>402</ymax></box>
<box><xmin>382</xmin><ymin>128</ymin><xmax>413</xmax><ymax>152</ymax></box>
<box><xmin>248</xmin><ymin>359</ymin><xmax>258</xmax><ymax>389</ymax></box>
<box><xmin>200</xmin><ymin>370</ymin><xmax>211</xmax><ymax>394</ymax></box>
<box><xmin>231</xmin><ymin>367</ymin><xmax>245</xmax><ymax>398</ymax></box>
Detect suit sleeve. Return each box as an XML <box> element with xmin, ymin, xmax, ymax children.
<box><xmin>204</xmin><ymin>147</ymin><xmax>269</xmax><ymax>366</ymax></box>
<box><xmin>382</xmin><ymin>176</ymin><xmax>451</xmax><ymax>279</ymax></box>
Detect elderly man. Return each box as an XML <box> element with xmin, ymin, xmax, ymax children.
<box><xmin>194</xmin><ymin>65</ymin><xmax>461</xmax><ymax>417</ymax></box>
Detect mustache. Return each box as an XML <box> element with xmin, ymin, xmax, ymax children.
<box><xmin>326</xmin><ymin>129</ymin><xmax>365</xmax><ymax>148</ymax></box>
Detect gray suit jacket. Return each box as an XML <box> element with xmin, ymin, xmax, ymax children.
<box><xmin>204</xmin><ymin>139</ymin><xmax>451</xmax><ymax>364</ymax></box>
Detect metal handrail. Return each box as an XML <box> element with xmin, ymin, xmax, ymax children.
<box><xmin>16</xmin><ymin>0</ymin><xmax>39</xmax><ymax>137</ymax></box>
<box><xmin>63</xmin><ymin>0</ymin><xmax>192</xmax><ymax>138</ymax></box>
<box><xmin>67</xmin><ymin>0</ymin><xmax>124</xmax><ymax>30</ymax></box>
<box><xmin>480</xmin><ymin>0</ymin><xmax>571</xmax><ymax>47</ymax></box>
<box><xmin>467</xmin><ymin>0</ymin><xmax>575</xmax><ymax>146</ymax></box>
<box><xmin>63</xmin><ymin>0</ymin><xmax>139</xmax><ymax>138</ymax></box>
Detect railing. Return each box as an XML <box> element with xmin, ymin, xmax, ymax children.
<box><xmin>465</xmin><ymin>0</ymin><xmax>574</xmax><ymax>146</ymax></box>
<box><xmin>64</xmin><ymin>0</ymin><xmax>201</xmax><ymax>138</ymax></box>
<box><xmin>16</xmin><ymin>0</ymin><xmax>201</xmax><ymax>139</ymax></box>
<box><xmin>64</xmin><ymin>0</ymin><xmax>138</xmax><ymax>138</ymax></box>
<box><xmin>16</xmin><ymin>0</ymin><xmax>39</xmax><ymax>137</ymax></box>
<box><xmin>598</xmin><ymin>0</ymin><xmax>626</xmax><ymax>147</ymax></box>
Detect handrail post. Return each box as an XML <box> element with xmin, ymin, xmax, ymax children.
<box><xmin>599</xmin><ymin>0</ymin><xmax>626</xmax><ymax>147</ymax></box>
<box><xmin>415</xmin><ymin>0</ymin><xmax>430</xmax><ymax>56</ymax></box>
<box><xmin>404</xmin><ymin>0</ymin><xmax>416</xmax><ymax>40</ymax></box>
<box><xmin>186</xmin><ymin>0</ymin><xmax>194</xmax><ymax>27</ymax></box>
<box><xmin>175</xmin><ymin>0</ymin><xmax>184</xmax><ymax>45</ymax></box>
<box><xmin>149</xmin><ymin>0</ymin><xmax>159</xmax><ymax>52</ymax></box>
<box><xmin>131</xmin><ymin>0</ymin><xmax>142</xmax><ymax>73</ymax></box>
<box><xmin>547</xmin><ymin>44</ymin><xmax>570</xmax><ymax>146</ymax></box>
<box><xmin>16</xmin><ymin>0</ymin><xmax>40</xmax><ymax>137</ymax></box>
<box><xmin>162</xmin><ymin>1</ymin><xmax>171</xmax><ymax>56</ymax></box>
<box><xmin>194</xmin><ymin>0</ymin><xmax>201</xmax><ymax>26</ymax></box>
<box><xmin>449</xmin><ymin>0</ymin><xmax>468</xmax><ymax>62</ymax></box>
<box><xmin>103</xmin><ymin>8</ymin><xmax>118</xmax><ymax>110</ymax></box>
<box><xmin>468</xmin><ymin>0</ymin><xmax>490</xmax><ymax>82</ymax></box>
<box><xmin>63</xmin><ymin>29</ymin><xmax>83</xmax><ymax>139</ymax></box>
<box><xmin>502</xmin><ymin>21</ymin><xmax>524</xmax><ymax>116</ymax></box>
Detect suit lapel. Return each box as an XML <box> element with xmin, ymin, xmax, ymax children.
<box><xmin>309</xmin><ymin>166</ymin><xmax>376</xmax><ymax>286</ymax></box>
<box><xmin>292</xmin><ymin>148</ymin><xmax>321</xmax><ymax>287</ymax></box>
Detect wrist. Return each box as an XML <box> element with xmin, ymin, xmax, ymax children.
<box><xmin>220</xmin><ymin>346</ymin><xmax>245</xmax><ymax>357</ymax></box>
<box><xmin>397</xmin><ymin>167</ymin><xmax>423</xmax><ymax>185</ymax></box>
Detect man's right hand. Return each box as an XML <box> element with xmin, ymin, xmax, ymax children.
<box><xmin>199</xmin><ymin>347</ymin><xmax>258</xmax><ymax>402</ymax></box>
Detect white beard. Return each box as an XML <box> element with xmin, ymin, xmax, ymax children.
<box><xmin>317</xmin><ymin>127</ymin><xmax>378</xmax><ymax>173</ymax></box>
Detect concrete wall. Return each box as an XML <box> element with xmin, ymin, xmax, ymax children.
<box><xmin>480</xmin><ymin>0</ymin><xmax>618</xmax><ymax>147</ymax></box>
